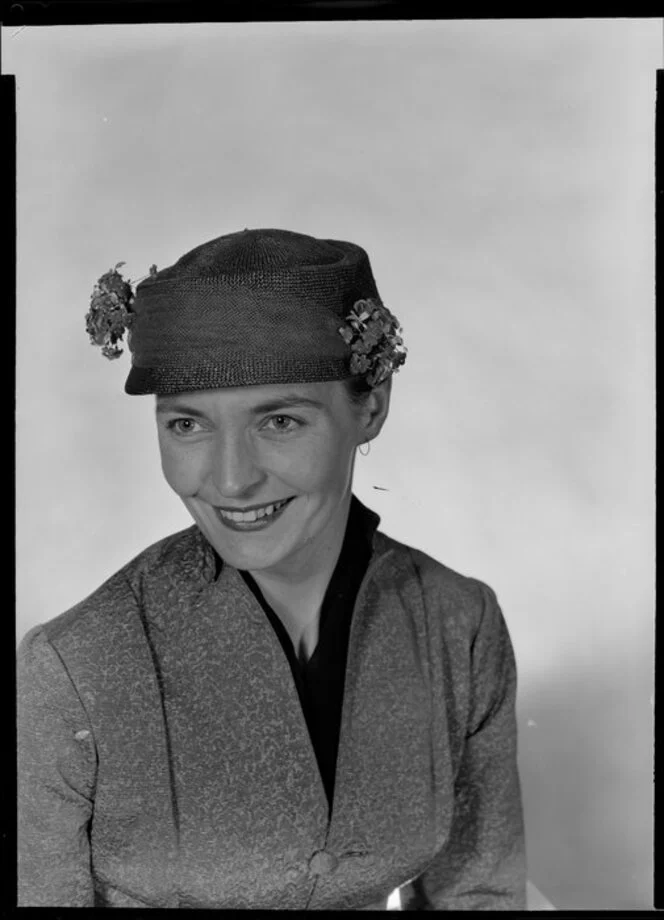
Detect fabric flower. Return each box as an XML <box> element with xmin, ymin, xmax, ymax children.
<box><xmin>85</xmin><ymin>262</ymin><xmax>156</xmax><ymax>360</ymax></box>
<box><xmin>338</xmin><ymin>298</ymin><xmax>407</xmax><ymax>387</ymax></box>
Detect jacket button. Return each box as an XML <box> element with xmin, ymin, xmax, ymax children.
<box><xmin>308</xmin><ymin>850</ymin><xmax>339</xmax><ymax>876</ymax></box>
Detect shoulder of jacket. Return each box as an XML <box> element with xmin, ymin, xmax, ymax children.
<box><xmin>18</xmin><ymin>621</ymin><xmax>60</xmax><ymax>668</ymax></box>
<box><xmin>19</xmin><ymin>525</ymin><xmax>202</xmax><ymax>650</ymax></box>
<box><xmin>374</xmin><ymin>529</ymin><xmax>499</xmax><ymax>635</ymax></box>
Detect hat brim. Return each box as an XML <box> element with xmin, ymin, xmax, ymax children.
<box><xmin>125</xmin><ymin>358</ymin><xmax>352</xmax><ymax>395</ymax></box>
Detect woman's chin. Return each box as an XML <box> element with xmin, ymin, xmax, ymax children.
<box><xmin>198</xmin><ymin>520</ymin><xmax>302</xmax><ymax>574</ymax></box>
<box><xmin>215</xmin><ymin>542</ymin><xmax>290</xmax><ymax>573</ymax></box>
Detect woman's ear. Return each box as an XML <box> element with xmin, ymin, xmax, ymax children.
<box><xmin>359</xmin><ymin>377</ymin><xmax>392</xmax><ymax>444</ymax></box>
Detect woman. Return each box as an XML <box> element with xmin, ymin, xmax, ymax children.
<box><xmin>18</xmin><ymin>228</ymin><xmax>526</xmax><ymax>909</ymax></box>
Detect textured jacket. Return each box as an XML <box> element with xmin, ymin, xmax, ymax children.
<box><xmin>17</xmin><ymin>502</ymin><xmax>526</xmax><ymax>909</ymax></box>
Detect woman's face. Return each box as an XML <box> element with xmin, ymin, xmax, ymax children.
<box><xmin>156</xmin><ymin>380</ymin><xmax>388</xmax><ymax>576</ymax></box>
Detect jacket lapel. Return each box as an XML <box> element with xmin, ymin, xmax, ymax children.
<box><xmin>312</xmin><ymin>542</ymin><xmax>442</xmax><ymax>908</ymax></box>
<box><xmin>143</xmin><ymin>559</ymin><xmax>330</xmax><ymax>905</ymax></box>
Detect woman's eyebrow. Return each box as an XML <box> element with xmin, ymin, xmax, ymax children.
<box><xmin>249</xmin><ymin>396</ymin><xmax>326</xmax><ymax>414</ymax></box>
<box><xmin>155</xmin><ymin>402</ymin><xmax>209</xmax><ymax>419</ymax></box>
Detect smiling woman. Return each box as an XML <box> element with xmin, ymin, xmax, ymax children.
<box><xmin>17</xmin><ymin>227</ymin><xmax>526</xmax><ymax>909</ymax></box>
<box><xmin>155</xmin><ymin>382</ymin><xmax>389</xmax><ymax>578</ymax></box>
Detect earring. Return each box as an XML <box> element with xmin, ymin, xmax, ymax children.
<box><xmin>359</xmin><ymin>441</ymin><xmax>371</xmax><ymax>457</ymax></box>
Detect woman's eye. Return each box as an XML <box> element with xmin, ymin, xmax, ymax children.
<box><xmin>265</xmin><ymin>415</ymin><xmax>299</xmax><ymax>433</ymax></box>
<box><xmin>166</xmin><ymin>418</ymin><xmax>201</xmax><ymax>435</ymax></box>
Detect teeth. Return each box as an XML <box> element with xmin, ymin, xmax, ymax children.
<box><xmin>220</xmin><ymin>498</ymin><xmax>288</xmax><ymax>523</ymax></box>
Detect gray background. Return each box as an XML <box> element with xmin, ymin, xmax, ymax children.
<box><xmin>7</xmin><ymin>19</ymin><xmax>658</xmax><ymax>910</ymax></box>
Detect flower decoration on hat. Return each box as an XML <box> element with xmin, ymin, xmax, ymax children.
<box><xmin>85</xmin><ymin>262</ymin><xmax>157</xmax><ymax>360</ymax></box>
<box><xmin>338</xmin><ymin>298</ymin><xmax>407</xmax><ymax>387</ymax></box>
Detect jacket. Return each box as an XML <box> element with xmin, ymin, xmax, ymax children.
<box><xmin>17</xmin><ymin>500</ymin><xmax>526</xmax><ymax>909</ymax></box>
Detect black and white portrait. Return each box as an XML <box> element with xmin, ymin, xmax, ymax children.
<box><xmin>8</xmin><ymin>17</ymin><xmax>658</xmax><ymax>910</ymax></box>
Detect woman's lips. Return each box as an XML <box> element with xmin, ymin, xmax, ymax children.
<box><xmin>214</xmin><ymin>496</ymin><xmax>295</xmax><ymax>532</ymax></box>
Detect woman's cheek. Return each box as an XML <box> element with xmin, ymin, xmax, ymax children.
<box><xmin>159</xmin><ymin>443</ymin><xmax>205</xmax><ymax>497</ymax></box>
<box><xmin>267</xmin><ymin>433</ymin><xmax>345</xmax><ymax>487</ymax></box>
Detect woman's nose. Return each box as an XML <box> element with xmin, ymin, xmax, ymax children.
<box><xmin>209</xmin><ymin>432</ymin><xmax>265</xmax><ymax>499</ymax></box>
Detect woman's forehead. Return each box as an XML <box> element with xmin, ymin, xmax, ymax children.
<box><xmin>155</xmin><ymin>380</ymin><xmax>344</xmax><ymax>414</ymax></box>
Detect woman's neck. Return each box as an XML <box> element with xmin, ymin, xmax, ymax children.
<box><xmin>248</xmin><ymin>493</ymin><xmax>352</xmax><ymax>630</ymax></box>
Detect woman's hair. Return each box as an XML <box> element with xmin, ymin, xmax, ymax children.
<box><xmin>343</xmin><ymin>375</ymin><xmax>374</xmax><ymax>406</ymax></box>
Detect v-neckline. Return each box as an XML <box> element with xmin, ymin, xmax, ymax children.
<box><xmin>229</xmin><ymin>548</ymin><xmax>391</xmax><ymax>829</ymax></box>
<box><xmin>237</xmin><ymin>568</ymin><xmax>355</xmax><ymax>814</ymax></box>
<box><xmin>321</xmin><ymin>547</ymin><xmax>394</xmax><ymax>831</ymax></box>
<box><xmin>222</xmin><ymin>563</ymin><xmax>333</xmax><ymax>816</ymax></box>
<box><xmin>240</xmin><ymin>573</ymin><xmax>323</xmax><ymax>666</ymax></box>
<box><xmin>205</xmin><ymin>496</ymin><xmax>385</xmax><ymax>825</ymax></box>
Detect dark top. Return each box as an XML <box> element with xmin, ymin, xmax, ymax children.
<box><xmin>239</xmin><ymin>499</ymin><xmax>374</xmax><ymax>812</ymax></box>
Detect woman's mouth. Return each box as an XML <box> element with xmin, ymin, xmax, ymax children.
<box><xmin>214</xmin><ymin>496</ymin><xmax>295</xmax><ymax>531</ymax></box>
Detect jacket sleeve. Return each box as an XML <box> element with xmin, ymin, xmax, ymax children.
<box><xmin>400</xmin><ymin>583</ymin><xmax>527</xmax><ymax>910</ymax></box>
<box><xmin>17</xmin><ymin>626</ymin><xmax>98</xmax><ymax>907</ymax></box>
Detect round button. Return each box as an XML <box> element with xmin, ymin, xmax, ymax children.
<box><xmin>308</xmin><ymin>849</ymin><xmax>339</xmax><ymax>876</ymax></box>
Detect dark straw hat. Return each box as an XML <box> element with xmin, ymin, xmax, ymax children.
<box><xmin>126</xmin><ymin>228</ymin><xmax>385</xmax><ymax>395</ymax></box>
<box><xmin>86</xmin><ymin>228</ymin><xmax>407</xmax><ymax>395</ymax></box>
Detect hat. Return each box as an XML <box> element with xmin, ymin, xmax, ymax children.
<box><xmin>86</xmin><ymin>228</ymin><xmax>407</xmax><ymax>395</ymax></box>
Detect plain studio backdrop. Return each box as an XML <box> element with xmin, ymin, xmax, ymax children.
<box><xmin>6</xmin><ymin>18</ymin><xmax>657</xmax><ymax>911</ymax></box>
